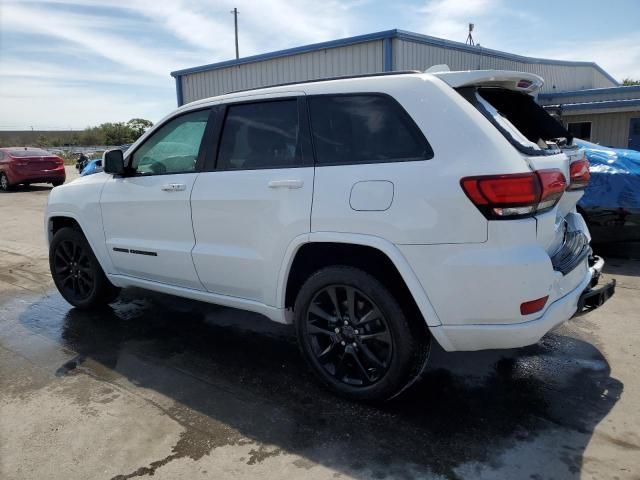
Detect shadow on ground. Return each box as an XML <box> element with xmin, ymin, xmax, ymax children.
<box><xmin>18</xmin><ymin>289</ymin><xmax>622</xmax><ymax>479</ymax></box>
<box><xmin>2</xmin><ymin>184</ymin><xmax>55</xmax><ymax>193</ymax></box>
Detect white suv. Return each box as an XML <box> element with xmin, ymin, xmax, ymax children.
<box><xmin>46</xmin><ymin>70</ymin><xmax>615</xmax><ymax>401</ymax></box>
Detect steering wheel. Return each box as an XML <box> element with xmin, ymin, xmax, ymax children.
<box><xmin>148</xmin><ymin>161</ymin><xmax>167</xmax><ymax>174</ymax></box>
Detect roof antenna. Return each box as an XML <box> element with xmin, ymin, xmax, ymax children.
<box><xmin>466</xmin><ymin>23</ymin><xmax>475</xmax><ymax>46</ymax></box>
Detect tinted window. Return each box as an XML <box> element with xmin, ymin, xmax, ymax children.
<box><xmin>132</xmin><ymin>109</ymin><xmax>209</xmax><ymax>175</ymax></box>
<box><xmin>217</xmin><ymin>100</ymin><xmax>302</xmax><ymax>170</ymax></box>
<box><xmin>9</xmin><ymin>148</ymin><xmax>51</xmax><ymax>157</ymax></box>
<box><xmin>308</xmin><ymin>95</ymin><xmax>431</xmax><ymax>165</ymax></box>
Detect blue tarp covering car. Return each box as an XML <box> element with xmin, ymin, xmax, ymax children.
<box><xmin>575</xmin><ymin>139</ymin><xmax>640</xmax><ymax>244</ymax></box>
<box><xmin>80</xmin><ymin>158</ymin><xmax>103</xmax><ymax>176</ymax></box>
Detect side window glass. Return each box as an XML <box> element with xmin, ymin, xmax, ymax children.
<box><xmin>131</xmin><ymin>109</ymin><xmax>209</xmax><ymax>175</ymax></box>
<box><xmin>217</xmin><ymin>100</ymin><xmax>301</xmax><ymax>170</ymax></box>
<box><xmin>308</xmin><ymin>95</ymin><xmax>432</xmax><ymax>165</ymax></box>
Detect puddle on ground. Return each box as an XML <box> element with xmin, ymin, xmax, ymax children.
<box><xmin>0</xmin><ymin>288</ymin><xmax>623</xmax><ymax>479</ymax></box>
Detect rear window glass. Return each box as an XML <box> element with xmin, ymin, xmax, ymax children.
<box><xmin>308</xmin><ymin>95</ymin><xmax>432</xmax><ymax>165</ymax></box>
<box><xmin>9</xmin><ymin>148</ymin><xmax>52</xmax><ymax>157</ymax></box>
<box><xmin>217</xmin><ymin>100</ymin><xmax>303</xmax><ymax>170</ymax></box>
<box><xmin>466</xmin><ymin>88</ymin><xmax>572</xmax><ymax>155</ymax></box>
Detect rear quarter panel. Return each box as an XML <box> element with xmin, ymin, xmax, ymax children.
<box><xmin>308</xmin><ymin>75</ymin><xmax>534</xmax><ymax>244</ymax></box>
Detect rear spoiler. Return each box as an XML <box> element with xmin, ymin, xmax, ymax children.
<box><xmin>430</xmin><ymin>69</ymin><xmax>544</xmax><ymax>94</ymax></box>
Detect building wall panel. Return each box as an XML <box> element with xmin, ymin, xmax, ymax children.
<box><xmin>563</xmin><ymin>111</ymin><xmax>639</xmax><ymax>148</ymax></box>
<box><xmin>181</xmin><ymin>40</ymin><xmax>384</xmax><ymax>103</ymax></box>
<box><xmin>392</xmin><ymin>39</ymin><xmax>613</xmax><ymax>93</ymax></box>
<box><xmin>539</xmin><ymin>89</ymin><xmax>640</xmax><ymax>105</ymax></box>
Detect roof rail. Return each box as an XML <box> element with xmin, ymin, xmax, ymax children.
<box><xmin>210</xmin><ymin>70</ymin><xmax>423</xmax><ymax>98</ymax></box>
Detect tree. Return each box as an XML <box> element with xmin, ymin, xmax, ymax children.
<box><xmin>127</xmin><ymin>118</ymin><xmax>153</xmax><ymax>140</ymax></box>
<box><xmin>101</xmin><ymin>122</ymin><xmax>135</xmax><ymax>145</ymax></box>
<box><xmin>81</xmin><ymin>126</ymin><xmax>106</xmax><ymax>146</ymax></box>
<box><xmin>622</xmin><ymin>78</ymin><xmax>640</xmax><ymax>86</ymax></box>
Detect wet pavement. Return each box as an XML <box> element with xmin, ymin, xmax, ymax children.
<box><xmin>2</xmin><ymin>275</ymin><xmax>638</xmax><ymax>479</ymax></box>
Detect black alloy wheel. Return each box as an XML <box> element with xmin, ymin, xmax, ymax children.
<box><xmin>0</xmin><ymin>173</ymin><xmax>10</xmax><ymax>191</ymax></box>
<box><xmin>295</xmin><ymin>266</ymin><xmax>429</xmax><ymax>402</ymax></box>
<box><xmin>52</xmin><ymin>238</ymin><xmax>96</xmax><ymax>303</ymax></box>
<box><xmin>306</xmin><ymin>284</ymin><xmax>392</xmax><ymax>386</ymax></box>
<box><xmin>49</xmin><ymin>227</ymin><xmax>120</xmax><ymax>309</ymax></box>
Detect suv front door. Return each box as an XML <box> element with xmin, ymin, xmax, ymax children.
<box><xmin>190</xmin><ymin>95</ymin><xmax>314</xmax><ymax>306</ymax></box>
<box><xmin>100</xmin><ymin>108</ymin><xmax>212</xmax><ymax>289</ymax></box>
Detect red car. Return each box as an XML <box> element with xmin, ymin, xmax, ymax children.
<box><xmin>0</xmin><ymin>147</ymin><xmax>66</xmax><ymax>191</ymax></box>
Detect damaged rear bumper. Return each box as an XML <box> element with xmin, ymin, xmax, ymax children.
<box><xmin>575</xmin><ymin>255</ymin><xmax>616</xmax><ymax>314</ymax></box>
<box><xmin>431</xmin><ymin>255</ymin><xmax>615</xmax><ymax>352</ymax></box>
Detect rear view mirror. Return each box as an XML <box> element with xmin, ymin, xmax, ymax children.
<box><xmin>103</xmin><ymin>149</ymin><xmax>124</xmax><ymax>175</ymax></box>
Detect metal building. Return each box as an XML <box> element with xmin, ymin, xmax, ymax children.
<box><xmin>171</xmin><ymin>29</ymin><xmax>640</xmax><ymax>150</ymax></box>
<box><xmin>538</xmin><ymin>86</ymin><xmax>640</xmax><ymax>150</ymax></box>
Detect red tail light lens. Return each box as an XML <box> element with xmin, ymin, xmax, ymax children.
<box><xmin>520</xmin><ymin>295</ymin><xmax>548</xmax><ymax>315</ymax></box>
<box><xmin>567</xmin><ymin>158</ymin><xmax>590</xmax><ymax>190</ymax></box>
<box><xmin>461</xmin><ymin>170</ymin><xmax>566</xmax><ymax>219</ymax></box>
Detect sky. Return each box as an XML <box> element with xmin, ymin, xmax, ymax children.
<box><xmin>1</xmin><ymin>0</ymin><xmax>639</xmax><ymax>130</ymax></box>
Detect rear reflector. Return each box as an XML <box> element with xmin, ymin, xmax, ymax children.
<box><xmin>567</xmin><ymin>158</ymin><xmax>590</xmax><ymax>190</ymax></box>
<box><xmin>520</xmin><ymin>296</ymin><xmax>548</xmax><ymax>315</ymax></box>
<box><xmin>461</xmin><ymin>169</ymin><xmax>567</xmax><ymax>219</ymax></box>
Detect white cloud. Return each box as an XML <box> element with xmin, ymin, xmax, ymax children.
<box><xmin>0</xmin><ymin>77</ymin><xmax>172</xmax><ymax>129</ymax></box>
<box><xmin>530</xmin><ymin>33</ymin><xmax>640</xmax><ymax>82</ymax></box>
<box><xmin>1</xmin><ymin>3</ymin><xmax>182</xmax><ymax>76</ymax></box>
<box><xmin>0</xmin><ymin>0</ymin><xmax>362</xmax><ymax>128</ymax></box>
<box><xmin>413</xmin><ymin>0</ymin><xmax>499</xmax><ymax>42</ymax></box>
<box><xmin>0</xmin><ymin>60</ymin><xmax>168</xmax><ymax>87</ymax></box>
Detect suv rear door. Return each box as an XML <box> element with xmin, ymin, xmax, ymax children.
<box><xmin>190</xmin><ymin>94</ymin><xmax>314</xmax><ymax>306</ymax></box>
<box><xmin>436</xmin><ymin>70</ymin><xmax>591</xmax><ymax>291</ymax></box>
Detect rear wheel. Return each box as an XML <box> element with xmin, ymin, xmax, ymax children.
<box><xmin>0</xmin><ymin>173</ymin><xmax>11</xmax><ymax>192</ymax></box>
<box><xmin>294</xmin><ymin>266</ymin><xmax>429</xmax><ymax>402</ymax></box>
<box><xmin>49</xmin><ymin>227</ymin><xmax>120</xmax><ymax>309</ymax></box>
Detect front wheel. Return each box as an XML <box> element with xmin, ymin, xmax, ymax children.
<box><xmin>49</xmin><ymin>227</ymin><xmax>120</xmax><ymax>309</ymax></box>
<box><xmin>294</xmin><ymin>266</ymin><xmax>429</xmax><ymax>402</ymax></box>
<box><xmin>0</xmin><ymin>172</ymin><xmax>11</xmax><ymax>192</ymax></box>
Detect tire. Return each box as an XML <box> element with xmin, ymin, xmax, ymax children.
<box><xmin>52</xmin><ymin>180</ymin><xmax>64</xmax><ymax>187</ymax></box>
<box><xmin>49</xmin><ymin>227</ymin><xmax>120</xmax><ymax>309</ymax></box>
<box><xmin>0</xmin><ymin>172</ymin><xmax>11</xmax><ymax>192</ymax></box>
<box><xmin>294</xmin><ymin>266</ymin><xmax>429</xmax><ymax>402</ymax></box>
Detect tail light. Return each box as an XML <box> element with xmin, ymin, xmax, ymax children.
<box><xmin>567</xmin><ymin>158</ymin><xmax>590</xmax><ymax>190</ymax></box>
<box><xmin>461</xmin><ymin>169</ymin><xmax>566</xmax><ymax>219</ymax></box>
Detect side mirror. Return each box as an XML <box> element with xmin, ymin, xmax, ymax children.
<box><xmin>103</xmin><ymin>149</ymin><xmax>124</xmax><ymax>175</ymax></box>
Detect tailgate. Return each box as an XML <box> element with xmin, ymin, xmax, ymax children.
<box><xmin>18</xmin><ymin>156</ymin><xmax>60</xmax><ymax>171</ymax></box>
<box><xmin>450</xmin><ymin>72</ymin><xmax>592</xmax><ymax>282</ymax></box>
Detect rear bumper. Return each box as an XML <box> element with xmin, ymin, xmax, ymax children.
<box><xmin>430</xmin><ymin>255</ymin><xmax>613</xmax><ymax>351</ymax></box>
<box><xmin>6</xmin><ymin>165</ymin><xmax>65</xmax><ymax>184</ymax></box>
<box><xmin>21</xmin><ymin>175</ymin><xmax>66</xmax><ymax>184</ymax></box>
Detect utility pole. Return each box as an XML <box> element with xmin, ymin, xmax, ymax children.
<box><xmin>231</xmin><ymin>7</ymin><xmax>239</xmax><ymax>59</ymax></box>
